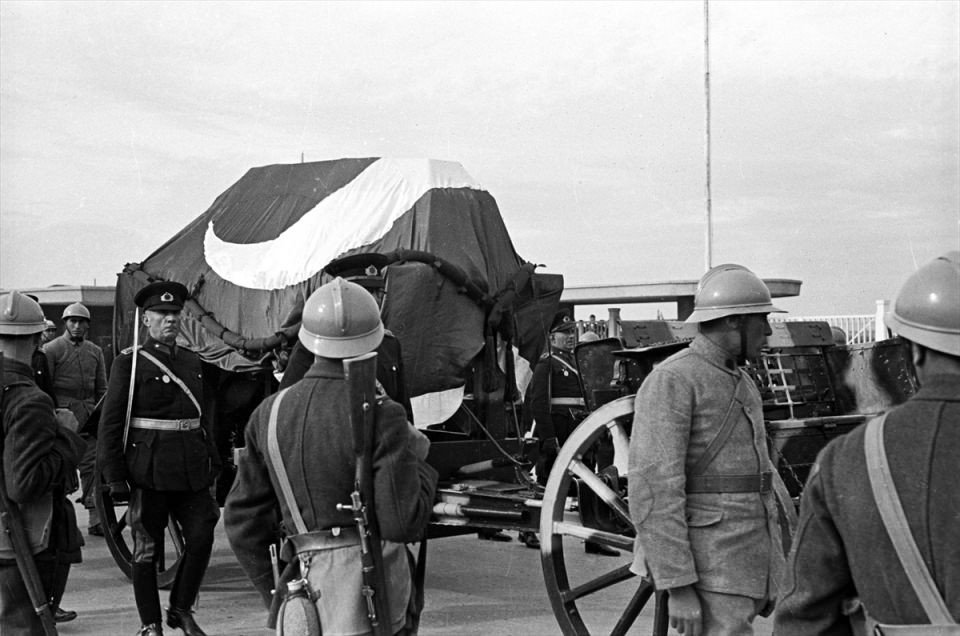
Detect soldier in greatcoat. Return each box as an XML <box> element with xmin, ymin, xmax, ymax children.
<box><xmin>225</xmin><ymin>278</ymin><xmax>437</xmax><ymax>635</ymax></box>
<box><xmin>1</xmin><ymin>291</ymin><xmax>85</xmax><ymax>635</ymax></box>
<box><xmin>774</xmin><ymin>252</ymin><xmax>960</xmax><ymax>633</ymax></box>
<box><xmin>629</xmin><ymin>264</ymin><xmax>796</xmax><ymax>635</ymax></box>
<box><xmin>98</xmin><ymin>282</ymin><xmax>220</xmax><ymax>636</ymax></box>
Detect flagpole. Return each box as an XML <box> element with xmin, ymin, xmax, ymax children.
<box><xmin>703</xmin><ymin>0</ymin><xmax>713</xmax><ymax>271</ymax></box>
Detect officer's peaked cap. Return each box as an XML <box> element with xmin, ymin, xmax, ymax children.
<box><xmin>550</xmin><ymin>312</ymin><xmax>576</xmax><ymax>333</ymax></box>
<box><xmin>135</xmin><ymin>281</ymin><xmax>189</xmax><ymax>311</ymax></box>
<box><xmin>325</xmin><ymin>252</ymin><xmax>390</xmax><ymax>290</ymax></box>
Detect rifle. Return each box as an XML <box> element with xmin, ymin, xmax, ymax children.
<box><xmin>0</xmin><ymin>351</ymin><xmax>58</xmax><ymax>635</ymax></box>
<box><xmin>337</xmin><ymin>352</ymin><xmax>391</xmax><ymax>636</ymax></box>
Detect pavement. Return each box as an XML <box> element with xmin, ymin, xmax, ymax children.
<box><xmin>58</xmin><ymin>503</ymin><xmax>773</xmax><ymax>635</ymax></box>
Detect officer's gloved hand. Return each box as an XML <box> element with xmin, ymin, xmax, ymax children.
<box><xmin>108</xmin><ymin>481</ymin><xmax>131</xmax><ymax>504</ymax></box>
<box><xmin>536</xmin><ymin>437</ymin><xmax>561</xmax><ymax>485</ymax></box>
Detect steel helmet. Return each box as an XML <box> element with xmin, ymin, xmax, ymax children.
<box><xmin>0</xmin><ymin>291</ymin><xmax>47</xmax><ymax>335</ymax></box>
<box><xmin>886</xmin><ymin>251</ymin><xmax>960</xmax><ymax>356</ymax></box>
<box><xmin>62</xmin><ymin>302</ymin><xmax>91</xmax><ymax>321</ymax></box>
<box><xmin>685</xmin><ymin>263</ymin><xmax>785</xmax><ymax>323</ymax></box>
<box><xmin>298</xmin><ymin>277</ymin><xmax>384</xmax><ymax>359</ymax></box>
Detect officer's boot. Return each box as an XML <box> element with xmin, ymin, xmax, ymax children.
<box><xmin>166</xmin><ymin>553</ymin><xmax>210</xmax><ymax>636</ymax></box>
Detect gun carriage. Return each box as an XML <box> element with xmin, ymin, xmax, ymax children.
<box><xmin>91</xmin><ymin>157</ymin><xmax>918</xmax><ymax>634</ymax></box>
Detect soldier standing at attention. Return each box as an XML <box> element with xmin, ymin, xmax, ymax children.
<box><xmin>1</xmin><ymin>291</ymin><xmax>85</xmax><ymax>634</ymax></box>
<box><xmin>98</xmin><ymin>282</ymin><xmax>220</xmax><ymax>636</ymax></box>
<box><xmin>225</xmin><ymin>278</ymin><xmax>437</xmax><ymax>635</ymax></box>
<box><xmin>629</xmin><ymin>264</ymin><xmax>796</xmax><ymax>636</ymax></box>
<box><xmin>774</xmin><ymin>252</ymin><xmax>959</xmax><ymax>634</ymax></box>
<box><xmin>521</xmin><ymin>313</ymin><xmax>617</xmax><ymax>555</ymax></box>
<box><xmin>43</xmin><ymin>302</ymin><xmax>107</xmax><ymax>537</ymax></box>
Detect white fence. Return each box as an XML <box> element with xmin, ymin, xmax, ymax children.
<box><xmin>775</xmin><ymin>300</ymin><xmax>890</xmax><ymax>345</ymax></box>
<box><xmin>577</xmin><ymin>300</ymin><xmax>892</xmax><ymax>345</ymax></box>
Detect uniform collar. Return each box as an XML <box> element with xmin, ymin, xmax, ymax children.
<box><xmin>913</xmin><ymin>373</ymin><xmax>960</xmax><ymax>402</ymax></box>
<box><xmin>143</xmin><ymin>336</ymin><xmax>178</xmax><ymax>358</ymax></box>
<box><xmin>690</xmin><ymin>333</ymin><xmax>739</xmax><ymax>374</ymax></box>
<box><xmin>304</xmin><ymin>356</ymin><xmax>346</xmax><ymax>379</ymax></box>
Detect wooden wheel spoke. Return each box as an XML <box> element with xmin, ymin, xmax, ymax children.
<box><xmin>553</xmin><ymin>521</ymin><xmax>634</xmax><ymax>552</ymax></box>
<box><xmin>610</xmin><ymin>577</ymin><xmax>655</xmax><ymax>636</ymax></box>
<box><xmin>568</xmin><ymin>459</ymin><xmax>632</xmax><ymax>528</ymax></box>
<box><xmin>561</xmin><ymin>563</ymin><xmax>636</xmax><ymax>603</ymax></box>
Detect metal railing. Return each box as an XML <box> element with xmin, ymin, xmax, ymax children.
<box><xmin>575</xmin><ymin>300</ymin><xmax>892</xmax><ymax>346</ymax></box>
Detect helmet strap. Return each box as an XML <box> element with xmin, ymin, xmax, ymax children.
<box><xmin>737</xmin><ymin>317</ymin><xmax>749</xmax><ymax>366</ymax></box>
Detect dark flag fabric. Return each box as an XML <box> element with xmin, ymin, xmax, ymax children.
<box><xmin>114</xmin><ymin>157</ymin><xmax>561</xmax><ymax>425</ymax></box>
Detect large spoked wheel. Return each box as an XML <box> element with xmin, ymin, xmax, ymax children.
<box><xmin>93</xmin><ymin>475</ymin><xmax>185</xmax><ymax>589</ymax></box>
<box><xmin>540</xmin><ymin>395</ymin><xmax>669</xmax><ymax>636</ymax></box>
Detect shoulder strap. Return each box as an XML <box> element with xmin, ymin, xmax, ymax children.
<box><xmin>266</xmin><ymin>388</ymin><xmax>308</xmax><ymax>535</ymax></box>
<box><xmin>137</xmin><ymin>350</ymin><xmax>201</xmax><ymax>415</ymax></box>
<box><xmin>689</xmin><ymin>370</ymin><xmax>749</xmax><ymax>476</ymax></box>
<box><xmin>864</xmin><ymin>413</ymin><xmax>956</xmax><ymax>625</ymax></box>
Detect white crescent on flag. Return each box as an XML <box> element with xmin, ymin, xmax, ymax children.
<box><xmin>203</xmin><ymin>157</ymin><xmax>484</xmax><ymax>290</ymax></box>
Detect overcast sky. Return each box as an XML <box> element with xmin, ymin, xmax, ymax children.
<box><xmin>1</xmin><ymin>0</ymin><xmax>957</xmax><ymax>318</ymax></box>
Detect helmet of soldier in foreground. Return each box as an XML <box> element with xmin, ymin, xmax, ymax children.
<box><xmin>0</xmin><ymin>291</ymin><xmax>47</xmax><ymax>336</ymax></box>
<box><xmin>299</xmin><ymin>277</ymin><xmax>385</xmax><ymax>359</ymax></box>
<box><xmin>62</xmin><ymin>302</ymin><xmax>91</xmax><ymax>321</ymax></box>
<box><xmin>885</xmin><ymin>251</ymin><xmax>960</xmax><ymax>356</ymax></box>
<box><xmin>685</xmin><ymin>263</ymin><xmax>785</xmax><ymax>323</ymax></box>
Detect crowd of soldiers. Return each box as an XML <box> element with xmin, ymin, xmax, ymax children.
<box><xmin>1</xmin><ymin>250</ymin><xmax>957</xmax><ymax>636</ymax></box>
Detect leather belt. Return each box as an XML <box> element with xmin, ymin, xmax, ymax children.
<box><xmin>130</xmin><ymin>417</ymin><xmax>200</xmax><ymax>431</ymax></box>
<box><xmin>550</xmin><ymin>397</ymin><xmax>585</xmax><ymax>406</ymax></box>
<box><xmin>686</xmin><ymin>471</ymin><xmax>773</xmax><ymax>494</ymax></box>
<box><xmin>282</xmin><ymin>527</ymin><xmax>361</xmax><ymax>559</ymax></box>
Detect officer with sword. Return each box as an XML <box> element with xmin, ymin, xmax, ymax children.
<box><xmin>98</xmin><ymin>282</ymin><xmax>221</xmax><ymax>636</ymax></box>
<box><xmin>225</xmin><ymin>277</ymin><xmax>438</xmax><ymax>636</ymax></box>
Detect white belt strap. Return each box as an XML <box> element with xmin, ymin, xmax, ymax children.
<box><xmin>550</xmin><ymin>397</ymin><xmax>585</xmax><ymax>407</ymax></box>
<box><xmin>266</xmin><ymin>388</ymin><xmax>308</xmax><ymax>535</ymax></box>
<box><xmin>130</xmin><ymin>417</ymin><xmax>200</xmax><ymax>431</ymax></box>
<box><xmin>865</xmin><ymin>413</ymin><xmax>956</xmax><ymax>625</ymax></box>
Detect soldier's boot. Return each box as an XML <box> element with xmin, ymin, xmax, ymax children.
<box><xmin>137</xmin><ymin>624</ymin><xmax>163</xmax><ymax>636</ymax></box>
<box><xmin>166</xmin><ymin>606</ymin><xmax>207</xmax><ymax>636</ymax></box>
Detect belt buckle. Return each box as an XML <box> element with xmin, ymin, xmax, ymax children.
<box><xmin>759</xmin><ymin>471</ymin><xmax>773</xmax><ymax>493</ymax></box>
<box><xmin>178</xmin><ymin>420</ymin><xmax>190</xmax><ymax>431</ymax></box>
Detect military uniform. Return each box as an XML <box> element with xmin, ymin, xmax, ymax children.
<box><xmin>1</xmin><ymin>356</ymin><xmax>85</xmax><ymax>635</ymax></box>
<box><xmin>43</xmin><ymin>331</ymin><xmax>107</xmax><ymax>424</ymax></box>
<box><xmin>280</xmin><ymin>332</ymin><xmax>412</xmax><ymax>421</ymax></box>
<box><xmin>629</xmin><ymin>335</ymin><xmax>794</xmax><ymax>625</ymax></box>
<box><xmin>97</xmin><ymin>283</ymin><xmax>220</xmax><ymax>635</ymax></box>
<box><xmin>225</xmin><ymin>344</ymin><xmax>437</xmax><ymax>634</ymax></box>
<box><xmin>774</xmin><ymin>374</ymin><xmax>960</xmax><ymax>633</ymax></box>
<box><xmin>524</xmin><ymin>347</ymin><xmax>585</xmax><ymax>446</ymax></box>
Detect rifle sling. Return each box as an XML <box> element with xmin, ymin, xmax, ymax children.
<box><xmin>864</xmin><ymin>413</ymin><xmax>956</xmax><ymax>625</ymax></box>
<box><xmin>266</xmin><ymin>388</ymin><xmax>309</xmax><ymax>535</ymax></box>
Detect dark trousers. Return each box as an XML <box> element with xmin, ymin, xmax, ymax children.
<box><xmin>129</xmin><ymin>487</ymin><xmax>219</xmax><ymax>626</ymax></box>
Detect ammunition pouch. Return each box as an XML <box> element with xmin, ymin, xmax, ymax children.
<box><xmin>0</xmin><ymin>492</ymin><xmax>53</xmax><ymax>560</ymax></box>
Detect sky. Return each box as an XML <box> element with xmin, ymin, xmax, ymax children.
<box><xmin>1</xmin><ymin>0</ymin><xmax>958</xmax><ymax>319</ymax></box>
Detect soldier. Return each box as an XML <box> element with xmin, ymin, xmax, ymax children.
<box><xmin>1</xmin><ymin>291</ymin><xmax>85</xmax><ymax>634</ymax></box>
<box><xmin>280</xmin><ymin>253</ymin><xmax>412</xmax><ymax>421</ymax></box>
<box><xmin>629</xmin><ymin>264</ymin><xmax>796</xmax><ymax>635</ymax></box>
<box><xmin>522</xmin><ymin>313</ymin><xmax>618</xmax><ymax>555</ymax></box>
<box><xmin>41</xmin><ymin>319</ymin><xmax>58</xmax><ymax>345</ymax></box>
<box><xmin>774</xmin><ymin>252</ymin><xmax>960</xmax><ymax>633</ymax></box>
<box><xmin>43</xmin><ymin>302</ymin><xmax>107</xmax><ymax>537</ymax></box>
<box><xmin>98</xmin><ymin>282</ymin><xmax>220</xmax><ymax>636</ymax></box>
<box><xmin>225</xmin><ymin>278</ymin><xmax>438</xmax><ymax>635</ymax></box>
